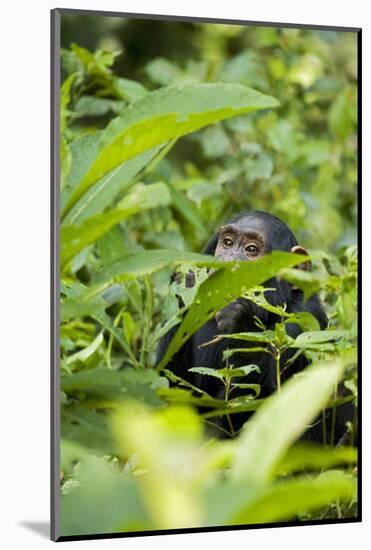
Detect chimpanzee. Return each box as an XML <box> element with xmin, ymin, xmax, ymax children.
<box><xmin>158</xmin><ymin>211</ymin><xmax>354</xmax><ymax>443</ymax></box>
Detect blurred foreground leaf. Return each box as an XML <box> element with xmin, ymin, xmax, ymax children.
<box><xmin>231</xmin><ymin>359</ymin><xmax>344</xmax><ymax>483</ymax></box>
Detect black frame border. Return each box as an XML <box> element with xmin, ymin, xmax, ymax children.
<box><xmin>51</xmin><ymin>7</ymin><xmax>362</xmax><ymax>542</ymax></box>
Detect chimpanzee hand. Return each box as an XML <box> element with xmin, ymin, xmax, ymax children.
<box><xmin>215</xmin><ymin>298</ymin><xmax>249</xmax><ymax>333</ymax></box>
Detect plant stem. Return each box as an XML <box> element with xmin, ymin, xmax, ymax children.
<box><xmin>140</xmin><ymin>276</ymin><xmax>153</xmax><ymax>367</ymax></box>
<box><xmin>275</xmin><ymin>347</ymin><xmax>281</xmax><ymax>393</ymax></box>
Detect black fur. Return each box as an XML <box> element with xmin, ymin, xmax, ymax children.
<box><xmin>158</xmin><ymin>211</ymin><xmax>354</xmax><ymax>443</ymax></box>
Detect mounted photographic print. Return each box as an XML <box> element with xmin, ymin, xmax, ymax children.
<box><xmin>51</xmin><ymin>8</ymin><xmax>361</xmax><ymax>542</ymax></box>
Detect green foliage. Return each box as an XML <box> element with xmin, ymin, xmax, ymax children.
<box><xmin>156</xmin><ymin>251</ymin><xmax>307</xmax><ymax>371</ymax></box>
<box><xmin>59</xmin><ymin>18</ymin><xmax>358</xmax><ymax>538</ymax></box>
<box><xmin>62</xmin><ymin>82</ymin><xmax>278</xmax><ymax>218</ymax></box>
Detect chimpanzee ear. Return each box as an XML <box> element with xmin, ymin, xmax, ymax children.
<box><xmin>291</xmin><ymin>245</ymin><xmax>312</xmax><ymax>272</ymax></box>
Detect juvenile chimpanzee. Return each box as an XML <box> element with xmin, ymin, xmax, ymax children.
<box><xmin>158</xmin><ymin>211</ymin><xmax>354</xmax><ymax>443</ymax></box>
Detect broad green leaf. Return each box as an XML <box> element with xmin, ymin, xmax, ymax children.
<box><xmin>145</xmin><ymin>57</ymin><xmax>185</xmax><ymax>86</ymax></box>
<box><xmin>188</xmin><ymin>366</ymin><xmax>225</xmax><ymax>381</ymax></box>
<box><xmin>63</xmin><ymin>147</ymin><xmax>161</xmax><ymax>224</ymax></box>
<box><xmin>231</xmin><ymin>359</ymin><xmax>344</xmax><ymax>483</ymax></box>
<box><xmin>73</xmin><ymin>95</ymin><xmax>125</xmax><ymax>118</ymax></box>
<box><xmin>60</xmin><ymin>456</ymin><xmax>151</xmax><ymax>536</ymax></box>
<box><xmin>236</xmin><ymin>472</ymin><xmax>357</xmax><ymax>524</ymax></box>
<box><xmin>61</xmin><ymin>439</ymin><xmax>91</xmax><ymax>474</ymax></box>
<box><xmin>287</xmin><ymin>311</ymin><xmax>321</xmax><ymax>332</ymax></box>
<box><xmin>157</xmin><ymin>252</ymin><xmax>306</xmax><ymax>371</ymax></box>
<box><xmin>157</xmin><ymin>387</ymin><xmax>226</xmax><ymax>409</ymax></box>
<box><xmin>275</xmin><ymin>443</ymin><xmax>357</xmax><ymax>475</ymax></box>
<box><xmin>113</xmin><ymin>77</ymin><xmax>148</xmax><ymax>102</ymax></box>
<box><xmin>60</xmin><ymin>283</ymin><xmax>124</xmax><ymax>322</ymax></box>
<box><xmin>118</xmin><ymin>182</ymin><xmax>171</xmax><ymax>211</ymax></box>
<box><xmin>91</xmin><ymin>249</ymin><xmax>224</xmax><ymax>284</ymax></box>
<box><xmin>61</xmin><ymin>404</ymin><xmax>118</xmax><ymax>454</ymax></box>
<box><xmin>218</xmin><ymin>365</ymin><xmax>260</xmax><ymax>379</ymax></box>
<box><xmin>61</xmin><ymin>207</ymin><xmax>138</xmax><ymax>269</ymax></box>
<box><xmin>61</xmin><ymin>132</ymin><xmax>101</xmax><ymax>212</ymax></box>
<box><xmin>62</xmin><ymin>184</ymin><xmax>171</xmax><ymax>268</ymax></box>
<box><xmin>292</xmin><ymin>330</ymin><xmax>351</xmax><ymax>348</ymax></box>
<box><xmin>61</xmin><ymin>367</ymin><xmax>164</xmax><ymax>407</ymax></box>
<box><xmin>63</xmin><ymin>83</ymin><xmax>279</xmax><ymax>215</ymax></box>
<box><xmin>112</xmin><ymin>404</ymin><xmax>205</xmax><ymax>529</ymax></box>
<box><xmin>204</xmin><ymin>471</ymin><xmax>356</xmax><ymax>526</ymax></box>
<box><xmin>97</xmin><ymin>227</ymin><xmax>125</xmax><ymax>267</ymax></box>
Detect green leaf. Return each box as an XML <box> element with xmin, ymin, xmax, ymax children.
<box><xmin>204</xmin><ymin>472</ymin><xmax>356</xmax><ymax>526</ymax></box>
<box><xmin>145</xmin><ymin>57</ymin><xmax>185</xmax><ymax>86</ymax></box>
<box><xmin>97</xmin><ymin>227</ymin><xmax>125</xmax><ymax>267</ymax></box>
<box><xmin>61</xmin><ymin>404</ymin><xmax>118</xmax><ymax>454</ymax></box>
<box><xmin>278</xmin><ymin>267</ymin><xmax>322</xmax><ymax>301</ymax></box>
<box><xmin>60</xmin><ymin>456</ymin><xmax>150</xmax><ymax>536</ymax></box>
<box><xmin>219</xmin><ymin>331</ymin><xmax>275</xmax><ymax>343</ymax></box>
<box><xmin>61</xmin><ymin>207</ymin><xmax>138</xmax><ymax>269</ymax></box>
<box><xmin>73</xmin><ymin>95</ymin><xmax>125</xmax><ymax>118</ymax></box>
<box><xmin>118</xmin><ymin>182</ymin><xmax>171</xmax><ymax>211</ymax></box>
<box><xmin>61</xmin><ymin>367</ymin><xmax>164</xmax><ymax>407</ymax></box>
<box><xmin>275</xmin><ymin>443</ymin><xmax>357</xmax><ymax>475</ymax></box>
<box><xmin>113</xmin><ymin>77</ymin><xmax>148</xmax><ymax>102</ymax></box>
<box><xmin>231</xmin><ymin>359</ymin><xmax>345</xmax><ymax>483</ymax></box>
<box><xmin>63</xmin><ymin>83</ymin><xmax>279</xmax><ymax>216</ymax></box>
<box><xmin>166</xmin><ymin>184</ymin><xmax>208</xmax><ymax>240</ymax></box>
<box><xmin>61</xmin><ymin>132</ymin><xmax>101</xmax><ymax>212</ymax></box>
<box><xmin>122</xmin><ymin>311</ymin><xmax>135</xmax><ymax>344</ymax></box>
<box><xmin>61</xmin><ymin>284</ymin><xmax>123</xmax><ymax>322</ymax></box>
<box><xmin>188</xmin><ymin>366</ymin><xmax>225</xmax><ymax>381</ymax></box>
<box><xmin>157</xmin><ymin>386</ymin><xmax>226</xmax><ymax>409</ymax></box>
<box><xmin>292</xmin><ymin>330</ymin><xmax>351</xmax><ymax>349</ymax></box>
<box><xmin>157</xmin><ymin>252</ymin><xmax>306</xmax><ymax>371</ymax></box>
<box><xmin>60</xmin><ymin>73</ymin><xmax>76</xmax><ymax>132</ymax></box>
<box><xmin>286</xmin><ymin>312</ymin><xmax>321</xmax><ymax>332</ymax></box>
<box><xmin>201</xmin><ymin>396</ymin><xmax>262</xmax><ymax>418</ymax></box>
<box><xmin>219</xmin><ymin>365</ymin><xmax>261</xmax><ymax>379</ymax></box>
<box><xmin>237</xmin><ymin>472</ymin><xmax>357</xmax><ymax>524</ymax></box>
<box><xmin>65</xmin><ymin>331</ymin><xmax>104</xmax><ymax>366</ymax></box>
<box><xmin>62</xmin><ymin>183</ymin><xmax>172</xmax><ymax>268</ymax></box>
<box><xmin>91</xmin><ymin>249</ymin><xmax>223</xmax><ymax>284</ymax></box>
<box><xmin>63</xmin><ymin>147</ymin><xmax>161</xmax><ymax>224</ymax></box>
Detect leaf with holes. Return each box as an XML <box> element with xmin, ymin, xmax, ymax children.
<box><xmin>91</xmin><ymin>249</ymin><xmax>224</xmax><ymax>284</ymax></box>
<box><xmin>157</xmin><ymin>251</ymin><xmax>307</xmax><ymax>371</ymax></box>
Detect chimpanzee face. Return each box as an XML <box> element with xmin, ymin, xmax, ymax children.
<box><xmin>213</xmin><ymin>213</ymin><xmax>311</xmax><ymax>270</ymax></box>
<box><xmin>214</xmin><ymin>222</ymin><xmax>268</xmax><ymax>262</ymax></box>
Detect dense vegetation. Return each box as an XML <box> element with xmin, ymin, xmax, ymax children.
<box><xmin>59</xmin><ymin>15</ymin><xmax>358</xmax><ymax>537</ymax></box>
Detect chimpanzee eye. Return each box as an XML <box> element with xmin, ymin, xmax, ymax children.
<box><xmin>223</xmin><ymin>237</ymin><xmax>234</xmax><ymax>247</ymax></box>
<box><xmin>246</xmin><ymin>243</ymin><xmax>259</xmax><ymax>255</ymax></box>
